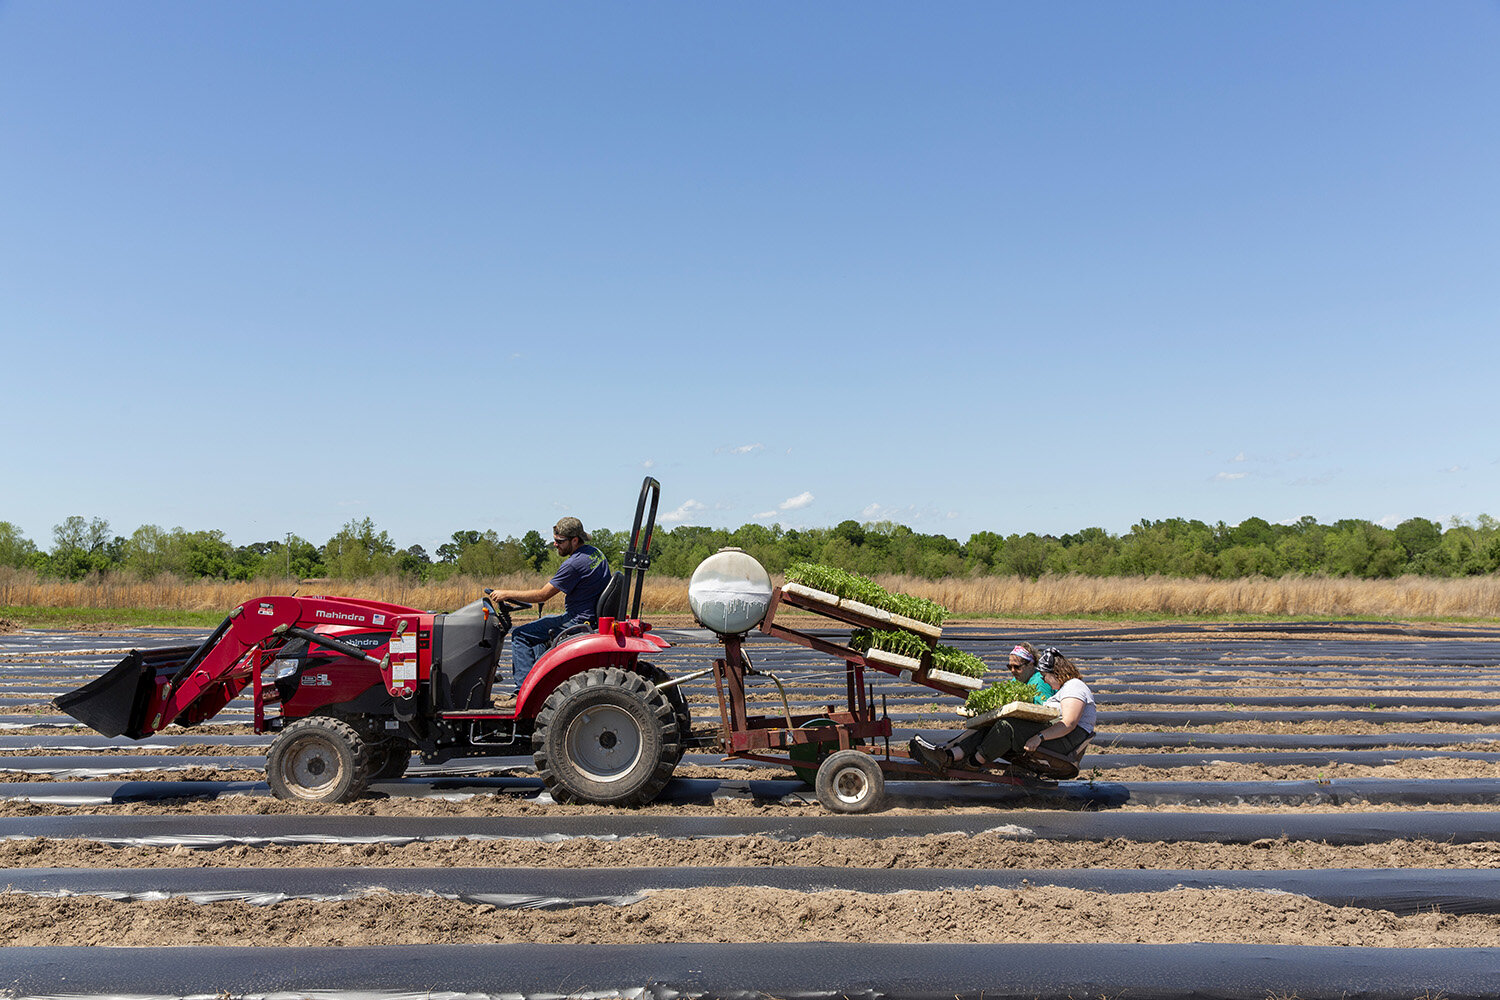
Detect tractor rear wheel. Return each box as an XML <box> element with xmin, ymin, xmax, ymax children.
<box><xmin>532</xmin><ymin>666</ymin><xmax>681</xmax><ymax>806</ymax></box>
<box><xmin>267</xmin><ymin>716</ymin><xmax>370</xmax><ymax>803</ymax></box>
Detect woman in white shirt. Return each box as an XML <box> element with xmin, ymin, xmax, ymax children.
<box><xmin>911</xmin><ymin>648</ymin><xmax>1095</xmax><ymax>773</ymax></box>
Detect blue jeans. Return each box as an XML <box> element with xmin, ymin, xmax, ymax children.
<box><xmin>510</xmin><ymin>611</ymin><xmax>592</xmax><ymax>686</ymax></box>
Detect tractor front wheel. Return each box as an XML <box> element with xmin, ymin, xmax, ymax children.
<box><xmin>532</xmin><ymin>666</ymin><xmax>681</xmax><ymax>806</ymax></box>
<box><xmin>267</xmin><ymin>716</ymin><xmax>370</xmax><ymax>803</ymax></box>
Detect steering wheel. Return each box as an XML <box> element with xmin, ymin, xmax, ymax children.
<box><xmin>482</xmin><ymin>589</ymin><xmax>531</xmax><ymax>617</ymax></box>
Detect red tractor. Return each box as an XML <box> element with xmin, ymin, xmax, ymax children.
<box><xmin>55</xmin><ymin>478</ymin><xmax>693</xmax><ymax>806</ymax></box>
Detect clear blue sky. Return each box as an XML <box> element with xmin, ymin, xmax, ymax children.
<box><xmin>3</xmin><ymin>2</ymin><xmax>1497</xmax><ymax>555</ymax></box>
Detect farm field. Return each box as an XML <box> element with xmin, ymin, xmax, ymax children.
<box><xmin>0</xmin><ymin>620</ymin><xmax>1497</xmax><ymax>998</ymax></box>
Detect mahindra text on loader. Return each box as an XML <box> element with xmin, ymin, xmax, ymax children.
<box><xmin>56</xmin><ymin>477</ymin><xmax>1089</xmax><ymax>813</ymax></box>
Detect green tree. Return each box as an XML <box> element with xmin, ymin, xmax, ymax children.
<box><xmin>1052</xmin><ymin>527</ymin><xmax>1120</xmax><ymax>575</ymax></box>
<box><xmin>1216</xmin><ymin>544</ymin><xmax>1281</xmax><ymax>578</ymax></box>
<box><xmin>1117</xmin><ymin>518</ymin><xmax>1216</xmax><ymax>576</ymax></box>
<box><xmin>275</xmin><ymin>535</ymin><xmax>325</xmax><ymax>579</ymax></box>
<box><xmin>521</xmin><ymin>530</ymin><xmax>549</xmax><ymax>571</ymax></box>
<box><xmin>963</xmin><ymin>531</ymin><xmax>1005</xmax><ymax>572</ymax></box>
<box><xmin>323</xmin><ymin>518</ymin><xmax>397</xmax><ymax>578</ymax></box>
<box><xmin>1393</xmin><ymin>517</ymin><xmax>1442</xmax><ymax>561</ymax></box>
<box><xmin>169</xmin><ymin>529</ymin><xmax>236</xmax><ymax>579</ymax></box>
<box><xmin>1323</xmin><ymin>520</ymin><xmax>1403</xmax><ymax>578</ymax></box>
<box><xmin>396</xmin><ymin>544</ymin><xmax>432</xmax><ymax>579</ymax></box>
<box><xmin>728</xmin><ymin>522</ymin><xmax>785</xmax><ymax>573</ymax></box>
<box><xmin>832</xmin><ymin>519</ymin><xmax>866</xmax><ymax>548</ymax></box>
<box><xmin>1227</xmin><ymin>516</ymin><xmax>1276</xmax><ymax>549</ymax></box>
<box><xmin>437</xmin><ymin>530</ymin><xmax>483</xmax><ymax>565</ymax></box>
<box><xmin>996</xmin><ymin>533</ymin><xmax>1054</xmax><ymax>579</ymax></box>
<box><xmin>50</xmin><ymin>516</ymin><xmax>113</xmax><ymax>580</ymax></box>
<box><xmin>455</xmin><ymin>531</ymin><xmax>530</xmax><ymax>577</ymax></box>
<box><xmin>229</xmin><ymin>541</ymin><xmax>275</xmax><ymax>581</ymax></box>
<box><xmin>652</xmin><ymin>525</ymin><xmax>728</xmax><ymax>577</ymax></box>
<box><xmin>0</xmin><ymin>522</ymin><xmax>38</xmax><ymax>568</ymax></box>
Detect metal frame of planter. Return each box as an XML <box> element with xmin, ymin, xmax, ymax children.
<box><xmin>707</xmin><ymin>586</ymin><xmax>1044</xmax><ymax>789</ymax></box>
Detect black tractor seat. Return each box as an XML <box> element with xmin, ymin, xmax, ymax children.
<box><xmin>547</xmin><ymin>571</ymin><xmax>626</xmax><ymax>648</ymax></box>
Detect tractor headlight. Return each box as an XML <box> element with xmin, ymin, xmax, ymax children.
<box><xmin>688</xmin><ymin>547</ymin><xmax>773</xmax><ymax>637</ymax></box>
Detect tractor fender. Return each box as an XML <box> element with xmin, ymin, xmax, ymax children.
<box><xmin>514</xmin><ymin>632</ymin><xmax>669</xmax><ymax>719</ymax></box>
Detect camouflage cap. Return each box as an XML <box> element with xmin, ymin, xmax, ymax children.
<box><xmin>553</xmin><ymin>516</ymin><xmax>588</xmax><ymax>542</ymax></box>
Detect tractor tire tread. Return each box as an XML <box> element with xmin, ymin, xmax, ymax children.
<box><xmin>266</xmin><ymin>715</ymin><xmax>371</xmax><ymax>803</ymax></box>
<box><xmin>532</xmin><ymin>666</ymin><xmax>680</xmax><ymax>806</ymax></box>
<box><xmin>642</xmin><ymin>662</ymin><xmax>692</xmax><ymax>765</ymax></box>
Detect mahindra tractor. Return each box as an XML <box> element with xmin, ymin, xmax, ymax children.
<box><xmin>55</xmin><ymin>478</ymin><xmax>694</xmax><ymax>806</ymax></box>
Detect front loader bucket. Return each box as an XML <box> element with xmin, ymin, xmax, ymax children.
<box><xmin>52</xmin><ymin>649</ymin><xmax>165</xmax><ymax>738</ymax></box>
<box><xmin>54</xmin><ymin>614</ymin><xmax>237</xmax><ymax>739</ymax></box>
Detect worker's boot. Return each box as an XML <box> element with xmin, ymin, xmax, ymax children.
<box><xmin>908</xmin><ymin>736</ymin><xmax>951</xmax><ymax>776</ymax></box>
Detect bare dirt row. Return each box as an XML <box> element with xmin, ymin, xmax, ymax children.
<box><xmin>3</xmin><ymin>884</ymin><xmax>1496</xmax><ymax>948</ymax></box>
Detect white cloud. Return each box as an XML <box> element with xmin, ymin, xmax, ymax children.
<box><xmin>660</xmin><ymin>499</ymin><xmax>707</xmax><ymax>523</ymax></box>
<box><xmin>753</xmin><ymin>510</ymin><xmax>777</xmax><ymax>520</ymax></box>
<box><xmin>641</xmin><ymin>459</ymin><xmax>655</xmax><ymax>470</ymax></box>
<box><xmin>1442</xmin><ymin>465</ymin><xmax>1465</xmax><ymax>474</ymax></box>
<box><xmin>715</xmin><ymin>443</ymin><xmax>765</xmax><ymax>455</ymax></box>
<box><xmin>1213</xmin><ymin>472</ymin><xmax>1247</xmax><ymax>482</ymax></box>
<box><xmin>779</xmin><ymin>491</ymin><xmax>815</xmax><ymax>511</ymax></box>
<box><xmin>1232</xmin><ymin>451</ymin><xmax>1247</xmax><ymax>463</ymax></box>
<box><xmin>1376</xmin><ymin>514</ymin><xmax>1403</xmax><ymax>528</ymax></box>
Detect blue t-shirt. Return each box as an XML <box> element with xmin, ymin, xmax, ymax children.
<box><xmin>550</xmin><ymin>544</ymin><xmax>611</xmax><ymax>619</ymax></box>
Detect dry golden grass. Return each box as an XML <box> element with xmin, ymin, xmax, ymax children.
<box><xmin>1</xmin><ymin>567</ymin><xmax>1496</xmax><ymax>620</ymax></box>
<box><xmin>0</xmin><ymin>568</ymin><xmax>688</xmax><ymax>617</ymax></box>
<box><xmin>869</xmin><ymin>572</ymin><xmax>1500</xmax><ymax>619</ymax></box>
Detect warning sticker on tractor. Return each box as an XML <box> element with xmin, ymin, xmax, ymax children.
<box><xmin>390</xmin><ymin>631</ymin><xmax>417</xmax><ymax>682</ymax></box>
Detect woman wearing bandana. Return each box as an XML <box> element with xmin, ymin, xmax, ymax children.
<box><xmin>1007</xmin><ymin>642</ymin><xmax>1057</xmax><ymax>703</ymax></box>
<box><xmin>910</xmin><ymin>645</ymin><xmax>1095</xmax><ymax>773</ymax></box>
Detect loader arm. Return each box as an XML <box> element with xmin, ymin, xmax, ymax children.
<box><xmin>55</xmin><ymin>595</ymin><xmax>414</xmax><ymax>739</ymax></box>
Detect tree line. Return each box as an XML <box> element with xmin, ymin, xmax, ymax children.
<box><xmin>1</xmin><ymin>512</ymin><xmax>1497</xmax><ymax>584</ymax></box>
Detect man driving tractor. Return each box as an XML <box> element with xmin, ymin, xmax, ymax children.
<box><xmin>487</xmin><ymin>516</ymin><xmax>611</xmax><ymax>685</ymax></box>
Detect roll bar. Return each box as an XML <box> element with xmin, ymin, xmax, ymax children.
<box><xmin>623</xmin><ymin>476</ymin><xmax>660</xmax><ymax>619</ymax></box>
